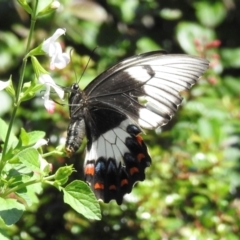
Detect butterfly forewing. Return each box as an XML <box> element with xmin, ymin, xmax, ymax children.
<box><xmin>66</xmin><ymin>51</ymin><xmax>209</xmax><ymax>204</ymax></box>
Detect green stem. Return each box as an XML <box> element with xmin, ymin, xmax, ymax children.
<box><xmin>2</xmin><ymin>179</ymin><xmax>40</xmax><ymax>198</ymax></box>
<box><xmin>0</xmin><ymin>0</ymin><xmax>39</xmax><ymax>171</ymax></box>
<box><xmin>43</xmin><ymin>174</ymin><xmax>56</xmax><ymax>181</ymax></box>
<box><xmin>42</xmin><ymin>150</ymin><xmax>64</xmax><ymax>158</ymax></box>
<box><xmin>1</xmin><ymin>173</ymin><xmax>56</xmax><ymax>198</ymax></box>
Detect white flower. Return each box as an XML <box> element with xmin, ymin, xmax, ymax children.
<box><xmin>42</xmin><ymin>28</ymin><xmax>70</xmax><ymax>70</ymax></box>
<box><xmin>51</xmin><ymin>1</ymin><xmax>60</xmax><ymax>9</ymax></box>
<box><xmin>49</xmin><ymin>43</ymin><xmax>70</xmax><ymax>70</ymax></box>
<box><xmin>39</xmin><ymin>74</ymin><xmax>64</xmax><ymax>113</ymax></box>
<box><xmin>33</xmin><ymin>139</ymin><xmax>48</xmax><ymax>149</ymax></box>
<box><xmin>39</xmin><ymin>156</ymin><xmax>52</xmax><ymax>173</ymax></box>
<box><xmin>44</xmin><ymin>99</ymin><xmax>56</xmax><ymax>113</ymax></box>
<box><xmin>0</xmin><ymin>80</ymin><xmax>10</xmax><ymax>90</ymax></box>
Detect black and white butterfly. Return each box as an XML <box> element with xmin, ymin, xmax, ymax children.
<box><xmin>65</xmin><ymin>50</ymin><xmax>209</xmax><ymax>205</ymax></box>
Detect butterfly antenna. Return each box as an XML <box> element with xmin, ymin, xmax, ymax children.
<box><xmin>77</xmin><ymin>47</ymin><xmax>98</xmax><ymax>84</ymax></box>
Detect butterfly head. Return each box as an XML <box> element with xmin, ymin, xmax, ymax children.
<box><xmin>71</xmin><ymin>83</ymin><xmax>80</xmax><ymax>92</ymax></box>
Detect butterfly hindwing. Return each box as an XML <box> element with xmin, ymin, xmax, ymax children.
<box><xmin>65</xmin><ymin>51</ymin><xmax>209</xmax><ymax>204</ymax></box>
<box><xmin>84</xmin><ymin>115</ymin><xmax>151</xmax><ymax>204</ymax></box>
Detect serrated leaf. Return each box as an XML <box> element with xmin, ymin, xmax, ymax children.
<box><xmin>16</xmin><ymin>148</ymin><xmax>40</xmax><ymax>172</ymax></box>
<box><xmin>0</xmin><ymin>197</ymin><xmax>25</xmax><ymax>225</ymax></box>
<box><xmin>63</xmin><ymin>180</ymin><xmax>101</xmax><ymax>220</ymax></box>
<box><xmin>27</xmin><ymin>131</ymin><xmax>46</xmax><ymax>146</ymax></box>
<box><xmin>7</xmin><ymin>163</ymin><xmax>33</xmax><ymax>176</ymax></box>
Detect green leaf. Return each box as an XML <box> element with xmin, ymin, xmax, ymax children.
<box><xmin>197</xmin><ymin>118</ymin><xmax>213</xmax><ymax>139</ymax></box>
<box><xmin>6</xmin><ymin>166</ymin><xmax>42</xmax><ymax>206</ymax></box>
<box><xmin>0</xmin><ymin>230</ymin><xmax>9</xmax><ymax>240</ymax></box>
<box><xmin>194</xmin><ymin>2</ymin><xmax>226</xmax><ymax>28</ymax></box>
<box><xmin>220</xmin><ymin>48</ymin><xmax>240</xmax><ymax>68</ymax></box>
<box><xmin>159</xmin><ymin>8</ymin><xmax>182</xmax><ymax>20</ymax></box>
<box><xmin>223</xmin><ymin>76</ymin><xmax>240</xmax><ymax>95</ymax></box>
<box><xmin>136</xmin><ymin>37</ymin><xmax>160</xmax><ymax>53</ymax></box>
<box><xmin>27</xmin><ymin>131</ymin><xmax>46</xmax><ymax>146</ymax></box>
<box><xmin>19</xmin><ymin>128</ymin><xmax>29</xmax><ymax>146</ymax></box>
<box><xmin>16</xmin><ymin>148</ymin><xmax>40</xmax><ymax>172</ymax></box>
<box><xmin>108</xmin><ymin>0</ymin><xmax>138</xmax><ymax>22</ymax></box>
<box><xmin>176</xmin><ymin>22</ymin><xmax>215</xmax><ymax>54</ymax></box>
<box><xmin>0</xmin><ymin>197</ymin><xmax>25</xmax><ymax>225</ymax></box>
<box><xmin>63</xmin><ymin>180</ymin><xmax>101</xmax><ymax>220</ymax></box>
<box><xmin>16</xmin><ymin>182</ymin><xmax>42</xmax><ymax>206</ymax></box>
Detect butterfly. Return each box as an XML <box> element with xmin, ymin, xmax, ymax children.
<box><xmin>65</xmin><ymin>50</ymin><xmax>209</xmax><ymax>205</ymax></box>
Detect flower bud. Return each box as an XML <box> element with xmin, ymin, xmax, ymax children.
<box><xmin>54</xmin><ymin>165</ymin><xmax>74</xmax><ymax>185</ymax></box>
<box><xmin>38</xmin><ymin>1</ymin><xmax>61</xmax><ymax>17</ymax></box>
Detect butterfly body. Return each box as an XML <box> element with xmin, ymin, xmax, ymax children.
<box><xmin>65</xmin><ymin>51</ymin><xmax>209</xmax><ymax>204</ymax></box>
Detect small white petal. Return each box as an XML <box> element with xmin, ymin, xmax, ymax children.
<box><xmin>51</xmin><ymin>1</ymin><xmax>60</xmax><ymax>9</ymax></box>
<box><xmin>51</xmin><ymin>52</ymin><xmax>70</xmax><ymax>70</ymax></box>
<box><xmin>39</xmin><ymin>74</ymin><xmax>55</xmax><ymax>85</ymax></box>
<box><xmin>38</xmin><ymin>74</ymin><xmax>65</xmax><ymax>109</ymax></box>
<box><xmin>0</xmin><ymin>80</ymin><xmax>10</xmax><ymax>90</ymax></box>
<box><xmin>44</xmin><ymin>99</ymin><xmax>55</xmax><ymax>113</ymax></box>
<box><xmin>42</xmin><ymin>29</ymin><xmax>66</xmax><ymax>55</ymax></box>
<box><xmin>39</xmin><ymin>155</ymin><xmax>52</xmax><ymax>173</ymax></box>
<box><xmin>52</xmin><ymin>28</ymin><xmax>66</xmax><ymax>40</ymax></box>
<box><xmin>33</xmin><ymin>139</ymin><xmax>48</xmax><ymax>148</ymax></box>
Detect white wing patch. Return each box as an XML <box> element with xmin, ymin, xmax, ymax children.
<box><xmin>85</xmin><ymin>119</ymin><xmax>131</xmax><ymax>165</ymax></box>
<box><xmin>124</xmin><ymin>55</ymin><xmax>208</xmax><ymax>130</ymax></box>
<box><xmin>123</xmin><ymin>66</ymin><xmax>152</xmax><ymax>82</ymax></box>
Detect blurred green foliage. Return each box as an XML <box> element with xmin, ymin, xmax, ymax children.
<box><xmin>0</xmin><ymin>0</ymin><xmax>240</xmax><ymax>239</ymax></box>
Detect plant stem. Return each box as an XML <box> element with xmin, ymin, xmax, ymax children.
<box><xmin>1</xmin><ymin>178</ymin><xmax>40</xmax><ymax>198</ymax></box>
<box><xmin>1</xmin><ymin>173</ymin><xmax>56</xmax><ymax>198</ymax></box>
<box><xmin>0</xmin><ymin>0</ymin><xmax>39</xmax><ymax>171</ymax></box>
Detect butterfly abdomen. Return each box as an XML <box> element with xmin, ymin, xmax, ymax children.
<box><xmin>65</xmin><ymin>118</ymin><xmax>86</xmax><ymax>157</ymax></box>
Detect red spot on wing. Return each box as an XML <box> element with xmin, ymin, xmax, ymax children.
<box><xmin>130</xmin><ymin>167</ymin><xmax>139</xmax><ymax>175</ymax></box>
<box><xmin>109</xmin><ymin>185</ymin><xmax>117</xmax><ymax>190</ymax></box>
<box><xmin>94</xmin><ymin>182</ymin><xmax>104</xmax><ymax>190</ymax></box>
<box><xmin>137</xmin><ymin>153</ymin><xmax>145</xmax><ymax>162</ymax></box>
<box><xmin>136</xmin><ymin>135</ymin><xmax>143</xmax><ymax>145</ymax></box>
<box><xmin>85</xmin><ymin>165</ymin><xmax>95</xmax><ymax>175</ymax></box>
<box><xmin>120</xmin><ymin>179</ymin><xmax>128</xmax><ymax>187</ymax></box>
